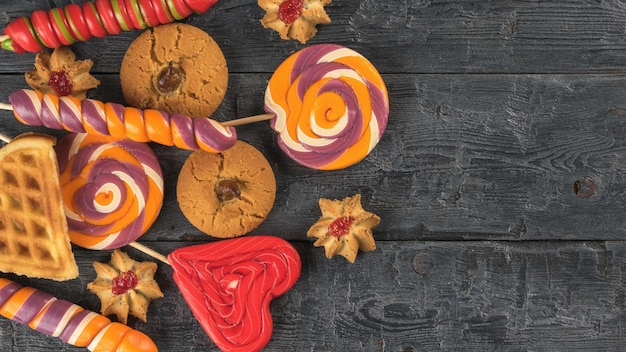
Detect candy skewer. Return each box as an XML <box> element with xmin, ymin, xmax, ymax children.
<box><xmin>1</xmin><ymin>90</ymin><xmax>239</xmax><ymax>153</ymax></box>
<box><xmin>0</xmin><ymin>99</ymin><xmax>272</xmax><ymax>127</ymax></box>
<box><xmin>0</xmin><ymin>0</ymin><xmax>219</xmax><ymax>53</ymax></box>
<box><xmin>0</xmin><ymin>278</ymin><xmax>159</xmax><ymax>351</ymax></box>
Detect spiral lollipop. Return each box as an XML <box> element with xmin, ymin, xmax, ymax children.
<box><xmin>56</xmin><ymin>132</ymin><xmax>164</xmax><ymax>250</ymax></box>
<box><xmin>264</xmin><ymin>44</ymin><xmax>389</xmax><ymax>170</ymax></box>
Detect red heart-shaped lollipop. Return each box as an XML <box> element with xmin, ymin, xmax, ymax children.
<box><xmin>168</xmin><ymin>236</ymin><xmax>301</xmax><ymax>352</ymax></box>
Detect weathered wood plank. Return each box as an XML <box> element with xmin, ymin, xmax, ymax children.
<box><xmin>1</xmin><ymin>240</ymin><xmax>625</xmax><ymax>351</ymax></box>
<box><xmin>4</xmin><ymin>1</ymin><xmax>626</xmax><ymax>74</ymax></box>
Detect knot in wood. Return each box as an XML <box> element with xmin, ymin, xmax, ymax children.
<box><xmin>573</xmin><ymin>177</ymin><xmax>596</xmax><ymax>199</ymax></box>
<box><xmin>412</xmin><ymin>251</ymin><xmax>434</xmax><ymax>275</ymax></box>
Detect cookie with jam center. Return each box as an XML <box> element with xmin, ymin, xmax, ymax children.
<box><xmin>176</xmin><ymin>141</ymin><xmax>276</xmax><ymax>238</ymax></box>
<box><xmin>120</xmin><ymin>23</ymin><xmax>228</xmax><ymax>118</ymax></box>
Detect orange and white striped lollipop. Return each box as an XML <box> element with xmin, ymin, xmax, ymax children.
<box><xmin>56</xmin><ymin>133</ymin><xmax>163</xmax><ymax>250</ymax></box>
<box><xmin>264</xmin><ymin>44</ymin><xmax>389</xmax><ymax>170</ymax></box>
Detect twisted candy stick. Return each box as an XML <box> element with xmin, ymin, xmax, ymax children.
<box><xmin>0</xmin><ymin>0</ymin><xmax>218</xmax><ymax>53</ymax></box>
<box><xmin>56</xmin><ymin>133</ymin><xmax>164</xmax><ymax>250</ymax></box>
<box><xmin>0</xmin><ymin>278</ymin><xmax>158</xmax><ymax>351</ymax></box>
<box><xmin>264</xmin><ymin>44</ymin><xmax>389</xmax><ymax>170</ymax></box>
<box><xmin>5</xmin><ymin>89</ymin><xmax>237</xmax><ymax>153</ymax></box>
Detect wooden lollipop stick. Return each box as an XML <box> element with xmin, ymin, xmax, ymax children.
<box><xmin>0</xmin><ymin>35</ymin><xmax>8</xmax><ymax>42</ymax></box>
<box><xmin>222</xmin><ymin>113</ymin><xmax>274</xmax><ymax>127</ymax></box>
<box><xmin>0</xmin><ymin>132</ymin><xmax>11</xmax><ymax>143</ymax></box>
<box><xmin>129</xmin><ymin>242</ymin><xmax>170</xmax><ymax>265</ymax></box>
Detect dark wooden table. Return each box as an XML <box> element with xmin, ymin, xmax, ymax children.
<box><xmin>1</xmin><ymin>0</ymin><xmax>626</xmax><ymax>351</ymax></box>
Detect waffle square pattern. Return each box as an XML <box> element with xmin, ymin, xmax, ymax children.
<box><xmin>0</xmin><ymin>133</ymin><xmax>78</xmax><ymax>281</ymax></box>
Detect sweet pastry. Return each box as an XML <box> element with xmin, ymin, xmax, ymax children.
<box><xmin>87</xmin><ymin>249</ymin><xmax>163</xmax><ymax>324</ymax></box>
<box><xmin>307</xmin><ymin>194</ymin><xmax>380</xmax><ymax>263</ymax></box>
<box><xmin>55</xmin><ymin>133</ymin><xmax>164</xmax><ymax>250</ymax></box>
<box><xmin>120</xmin><ymin>23</ymin><xmax>228</xmax><ymax>118</ymax></box>
<box><xmin>25</xmin><ymin>46</ymin><xmax>100</xmax><ymax>99</ymax></box>
<box><xmin>1</xmin><ymin>0</ymin><xmax>219</xmax><ymax>53</ymax></box>
<box><xmin>264</xmin><ymin>43</ymin><xmax>389</xmax><ymax>170</ymax></box>
<box><xmin>0</xmin><ymin>278</ymin><xmax>158</xmax><ymax>351</ymax></box>
<box><xmin>8</xmin><ymin>89</ymin><xmax>237</xmax><ymax>153</ymax></box>
<box><xmin>0</xmin><ymin>133</ymin><xmax>78</xmax><ymax>281</ymax></box>
<box><xmin>177</xmin><ymin>141</ymin><xmax>276</xmax><ymax>238</ymax></box>
<box><xmin>168</xmin><ymin>236</ymin><xmax>301</xmax><ymax>352</ymax></box>
<box><xmin>259</xmin><ymin>0</ymin><xmax>331</xmax><ymax>44</ymax></box>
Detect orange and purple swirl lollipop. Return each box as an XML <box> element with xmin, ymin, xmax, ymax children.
<box><xmin>264</xmin><ymin>44</ymin><xmax>389</xmax><ymax>170</ymax></box>
<box><xmin>55</xmin><ymin>133</ymin><xmax>164</xmax><ymax>250</ymax></box>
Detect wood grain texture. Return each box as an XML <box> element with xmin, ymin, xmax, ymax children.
<box><xmin>0</xmin><ymin>0</ymin><xmax>625</xmax><ymax>351</ymax></box>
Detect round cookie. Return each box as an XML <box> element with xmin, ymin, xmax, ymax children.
<box><xmin>120</xmin><ymin>23</ymin><xmax>228</xmax><ymax>118</ymax></box>
<box><xmin>177</xmin><ymin>141</ymin><xmax>276</xmax><ymax>238</ymax></box>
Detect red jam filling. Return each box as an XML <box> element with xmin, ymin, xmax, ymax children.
<box><xmin>111</xmin><ymin>270</ymin><xmax>139</xmax><ymax>295</ymax></box>
<box><xmin>327</xmin><ymin>216</ymin><xmax>355</xmax><ymax>237</ymax></box>
<box><xmin>49</xmin><ymin>71</ymin><xmax>73</xmax><ymax>96</ymax></box>
<box><xmin>278</xmin><ymin>0</ymin><xmax>303</xmax><ymax>24</ymax></box>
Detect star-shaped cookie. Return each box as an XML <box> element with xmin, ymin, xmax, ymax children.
<box><xmin>87</xmin><ymin>249</ymin><xmax>163</xmax><ymax>324</ymax></box>
<box><xmin>307</xmin><ymin>194</ymin><xmax>380</xmax><ymax>263</ymax></box>
<box><xmin>259</xmin><ymin>0</ymin><xmax>332</xmax><ymax>44</ymax></box>
<box><xmin>25</xmin><ymin>46</ymin><xmax>100</xmax><ymax>99</ymax></box>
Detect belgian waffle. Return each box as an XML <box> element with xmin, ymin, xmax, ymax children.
<box><xmin>0</xmin><ymin>133</ymin><xmax>78</xmax><ymax>281</ymax></box>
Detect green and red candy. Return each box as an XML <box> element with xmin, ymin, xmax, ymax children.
<box><xmin>1</xmin><ymin>0</ymin><xmax>218</xmax><ymax>53</ymax></box>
